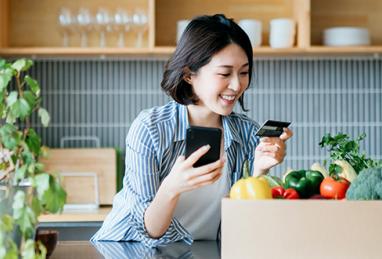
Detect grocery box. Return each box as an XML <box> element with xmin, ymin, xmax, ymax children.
<box><xmin>221</xmin><ymin>198</ymin><xmax>382</xmax><ymax>259</ymax></box>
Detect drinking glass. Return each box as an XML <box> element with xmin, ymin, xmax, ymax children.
<box><xmin>131</xmin><ymin>9</ymin><xmax>148</xmax><ymax>48</ymax></box>
<box><xmin>58</xmin><ymin>8</ymin><xmax>74</xmax><ymax>47</ymax></box>
<box><xmin>76</xmin><ymin>8</ymin><xmax>92</xmax><ymax>47</ymax></box>
<box><xmin>95</xmin><ymin>8</ymin><xmax>113</xmax><ymax>48</ymax></box>
<box><xmin>114</xmin><ymin>9</ymin><xmax>131</xmax><ymax>48</ymax></box>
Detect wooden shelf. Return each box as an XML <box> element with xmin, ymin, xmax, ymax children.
<box><xmin>1</xmin><ymin>46</ymin><xmax>382</xmax><ymax>58</ymax></box>
<box><xmin>1</xmin><ymin>0</ymin><xmax>382</xmax><ymax>57</ymax></box>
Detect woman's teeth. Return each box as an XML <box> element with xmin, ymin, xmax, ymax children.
<box><xmin>221</xmin><ymin>95</ymin><xmax>235</xmax><ymax>101</ymax></box>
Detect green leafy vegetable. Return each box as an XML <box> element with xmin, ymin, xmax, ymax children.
<box><xmin>319</xmin><ymin>133</ymin><xmax>381</xmax><ymax>174</ymax></box>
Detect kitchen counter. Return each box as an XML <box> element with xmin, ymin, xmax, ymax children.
<box><xmin>39</xmin><ymin>207</ymin><xmax>112</xmax><ymax>223</ymax></box>
<box><xmin>38</xmin><ymin>207</ymin><xmax>112</xmax><ymax>241</ymax></box>
<box><xmin>50</xmin><ymin>240</ymin><xmax>221</xmax><ymax>259</ymax></box>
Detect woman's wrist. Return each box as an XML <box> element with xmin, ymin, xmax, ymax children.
<box><xmin>159</xmin><ymin>179</ymin><xmax>180</xmax><ymax>201</ymax></box>
<box><xmin>252</xmin><ymin>162</ymin><xmax>269</xmax><ymax>177</ymax></box>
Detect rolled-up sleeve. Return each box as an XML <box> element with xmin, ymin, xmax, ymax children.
<box><xmin>117</xmin><ymin>117</ymin><xmax>192</xmax><ymax>247</ymax></box>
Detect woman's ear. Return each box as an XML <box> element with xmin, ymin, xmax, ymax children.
<box><xmin>183</xmin><ymin>67</ymin><xmax>193</xmax><ymax>85</ymax></box>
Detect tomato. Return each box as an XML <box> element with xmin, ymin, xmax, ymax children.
<box><xmin>283</xmin><ymin>188</ymin><xmax>299</xmax><ymax>199</ymax></box>
<box><xmin>320</xmin><ymin>176</ymin><xmax>350</xmax><ymax>199</ymax></box>
<box><xmin>271</xmin><ymin>186</ymin><xmax>300</xmax><ymax>199</ymax></box>
<box><xmin>271</xmin><ymin>186</ymin><xmax>285</xmax><ymax>199</ymax></box>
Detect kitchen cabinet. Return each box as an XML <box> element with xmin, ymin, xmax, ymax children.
<box><xmin>1</xmin><ymin>0</ymin><xmax>382</xmax><ymax>57</ymax></box>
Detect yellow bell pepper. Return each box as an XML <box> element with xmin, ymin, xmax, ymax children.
<box><xmin>230</xmin><ymin>160</ymin><xmax>272</xmax><ymax>200</ymax></box>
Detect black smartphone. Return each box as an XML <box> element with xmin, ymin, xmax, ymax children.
<box><xmin>185</xmin><ymin>126</ymin><xmax>222</xmax><ymax>167</ymax></box>
<box><xmin>255</xmin><ymin>120</ymin><xmax>291</xmax><ymax>137</ymax></box>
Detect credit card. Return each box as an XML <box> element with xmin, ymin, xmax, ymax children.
<box><xmin>255</xmin><ymin>120</ymin><xmax>291</xmax><ymax>137</ymax></box>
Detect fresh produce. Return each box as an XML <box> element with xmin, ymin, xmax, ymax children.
<box><xmin>346</xmin><ymin>168</ymin><xmax>382</xmax><ymax>200</ymax></box>
<box><xmin>282</xmin><ymin>167</ymin><xmax>294</xmax><ymax>183</ymax></box>
<box><xmin>310</xmin><ymin>162</ymin><xmax>329</xmax><ymax>178</ymax></box>
<box><xmin>271</xmin><ymin>186</ymin><xmax>299</xmax><ymax>199</ymax></box>
<box><xmin>261</xmin><ymin>174</ymin><xmax>283</xmax><ymax>188</ymax></box>
<box><xmin>320</xmin><ymin>176</ymin><xmax>350</xmax><ymax>199</ymax></box>
<box><xmin>319</xmin><ymin>133</ymin><xmax>381</xmax><ymax>176</ymax></box>
<box><xmin>230</xmin><ymin>160</ymin><xmax>272</xmax><ymax>200</ymax></box>
<box><xmin>284</xmin><ymin>170</ymin><xmax>324</xmax><ymax>198</ymax></box>
<box><xmin>332</xmin><ymin>160</ymin><xmax>357</xmax><ymax>182</ymax></box>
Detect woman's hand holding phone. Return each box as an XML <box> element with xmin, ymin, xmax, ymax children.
<box><xmin>162</xmin><ymin>145</ymin><xmax>225</xmax><ymax>198</ymax></box>
<box><xmin>253</xmin><ymin>127</ymin><xmax>293</xmax><ymax>177</ymax></box>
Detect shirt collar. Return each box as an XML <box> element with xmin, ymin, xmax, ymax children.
<box><xmin>222</xmin><ymin>115</ymin><xmax>243</xmax><ymax>150</ymax></box>
<box><xmin>175</xmin><ymin>102</ymin><xmax>243</xmax><ymax>149</ymax></box>
<box><xmin>175</xmin><ymin>102</ymin><xmax>190</xmax><ymax>142</ymax></box>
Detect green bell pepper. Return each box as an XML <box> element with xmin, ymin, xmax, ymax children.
<box><xmin>284</xmin><ymin>170</ymin><xmax>324</xmax><ymax>198</ymax></box>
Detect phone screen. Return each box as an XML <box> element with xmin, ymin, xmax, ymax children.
<box><xmin>185</xmin><ymin>126</ymin><xmax>222</xmax><ymax>167</ymax></box>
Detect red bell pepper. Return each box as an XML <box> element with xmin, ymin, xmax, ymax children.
<box><xmin>271</xmin><ymin>186</ymin><xmax>299</xmax><ymax>199</ymax></box>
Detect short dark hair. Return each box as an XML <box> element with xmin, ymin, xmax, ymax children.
<box><xmin>160</xmin><ymin>14</ymin><xmax>253</xmax><ymax>111</ymax></box>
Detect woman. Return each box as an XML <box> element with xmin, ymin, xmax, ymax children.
<box><xmin>91</xmin><ymin>14</ymin><xmax>293</xmax><ymax>247</ymax></box>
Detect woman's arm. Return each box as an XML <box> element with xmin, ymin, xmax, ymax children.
<box><xmin>144</xmin><ymin>183</ymin><xmax>179</xmax><ymax>238</ymax></box>
<box><xmin>144</xmin><ymin>147</ymin><xmax>225</xmax><ymax>239</ymax></box>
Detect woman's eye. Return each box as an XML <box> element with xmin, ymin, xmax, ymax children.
<box><xmin>240</xmin><ymin>71</ymin><xmax>249</xmax><ymax>75</ymax></box>
<box><xmin>218</xmin><ymin>73</ymin><xmax>230</xmax><ymax>77</ymax></box>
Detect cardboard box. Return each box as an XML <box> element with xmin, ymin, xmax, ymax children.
<box><xmin>221</xmin><ymin>198</ymin><xmax>382</xmax><ymax>259</ymax></box>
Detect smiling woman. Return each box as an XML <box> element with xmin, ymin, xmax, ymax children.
<box><xmin>91</xmin><ymin>14</ymin><xmax>293</xmax><ymax>248</ymax></box>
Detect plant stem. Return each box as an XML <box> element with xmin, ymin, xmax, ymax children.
<box><xmin>15</xmin><ymin>72</ymin><xmax>31</xmax><ymax>128</ymax></box>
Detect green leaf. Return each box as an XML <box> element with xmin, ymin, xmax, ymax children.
<box><xmin>11</xmin><ymin>59</ymin><xmax>33</xmax><ymax>72</ymax></box>
<box><xmin>1</xmin><ymin>240</ymin><xmax>18</xmax><ymax>259</ymax></box>
<box><xmin>0</xmin><ymin>214</ymin><xmax>14</xmax><ymax>232</ymax></box>
<box><xmin>0</xmin><ymin>67</ymin><xmax>14</xmax><ymax>91</ymax></box>
<box><xmin>35</xmin><ymin>174</ymin><xmax>66</xmax><ymax>213</ymax></box>
<box><xmin>31</xmin><ymin>196</ymin><xmax>42</xmax><ymax>216</ymax></box>
<box><xmin>24</xmin><ymin>75</ymin><xmax>40</xmax><ymax>96</ymax></box>
<box><xmin>35</xmin><ymin>174</ymin><xmax>50</xmax><ymax>200</ymax></box>
<box><xmin>28</xmin><ymin>163</ymin><xmax>35</xmax><ymax>174</ymax></box>
<box><xmin>0</xmin><ymin>59</ymin><xmax>5</xmax><ymax>68</ymax></box>
<box><xmin>0</xmin><ymin>124</ymin><xmax>21</xmax><ymax>149</ymax></box>
<box><xmin>21</xmin><ymin>239</ymin><xmax>36</xmax><ymax>259</ymax></box>
<box><xmin>36</xmin><ymin>240</ymin><xmax>47</xmax><ymax>259</ymax></box>
<box><xmin>6</xmin><ymin>91</ymin><xmax>18</xmax><ymax>106</ymax></box>
<box><xmin>26</xmin><ymin>128</ymin><xmax>41</xmax><ymax>155</ymax></box>
<box><xmin>15</xmin><ymin>165</ymin><xmax>28</xmax><ymax>182</ymax></box>
<box><xmin>12</xmin><ymin>191</ymin><xmax>36</xmax><ymax>238</ymax></box>
<box><xmin>17</xmin><ymin>98</ymin><xmax>31</xmax><ymax>119</ymax></box>
<box><xmin>22</xmin><ymin>148</ymin><xmax>34</xmax><ymax>165</ymax></box>
<box><xmin>23</xmin><ymin>91</ymin><xmax>37</xmax><ymax>110</ymax></box>
<box><xmin>38</xmin><ymin>107</ymin><xmax>50</xmax><ymax>127</ymax></box>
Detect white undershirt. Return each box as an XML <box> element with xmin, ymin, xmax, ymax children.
<box><xmin>173</xmin><ymin>160</ymin><xmax>230</xmax><ymax>240</ymax></box>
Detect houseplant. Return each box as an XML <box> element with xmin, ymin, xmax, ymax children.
<box><xmin>0</xmin><ymin>58</ymin><xmax>66</xmax><ymax>258</ymax></box>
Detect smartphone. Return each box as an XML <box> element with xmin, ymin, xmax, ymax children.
<box><xmin>185</xmin><ymin>126</ymin><xmax>222</xmax><ymax>167</ymax></box>
<box><xmin>255</xmin><ymin>120</ymin><xmax>291</xmax><ymax>137</ymax></box>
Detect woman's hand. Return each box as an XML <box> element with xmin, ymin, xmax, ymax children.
<box><xmin>253</xmin><ymin>128</ymin><xmax>293</xmax><ymax>177</ymax></box>
<box><xmin>161</xmin><ymin>145</ymin><xmax>225</xmax><ymax>198</ymax></box>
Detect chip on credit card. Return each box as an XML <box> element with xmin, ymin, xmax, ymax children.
<box><xmin>255</xmin><ymin>120</ymin><xmax>291</xmax><ymax>137</ymax></box>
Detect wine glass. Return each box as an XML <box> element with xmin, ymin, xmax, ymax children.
<box><xmin>131</xmin><ymin>9</ymin><xmax>148</xmax><ymax>48</ymax></box>
<box><xmin>114</xmin><ymin>9</ymin><xmax>131</xmax><ymax>48</ymax></box>
<box><xmin>76</xmin><ymin>8</ymin><xmax>92</xmax><ymax>47</ymax></box>
<box><xmin>95</xmin><ymin>8</ymin><xmax>113</xmax><ymax>48</ymax></box>
<box><xmin>58</xmin><ymin>8</ymin><xmax>74</xmax><ymax>47</ymax></box>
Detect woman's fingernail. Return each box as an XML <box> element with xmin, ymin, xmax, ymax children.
<box><xmin>204</xmin><ymin>144</ymin><xmax>211</xmax><ymax>149</ymax></box>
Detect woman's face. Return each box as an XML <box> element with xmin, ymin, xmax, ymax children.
<box><xmin>188</xmin><ymin>43</ymin><xmax>250</xmax><ymax>116</ymax></box>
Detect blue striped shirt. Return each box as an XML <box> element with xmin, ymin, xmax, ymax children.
<box><xmin>91</xmin><ymin>101</ymin><xmax>260</xmax><ymax>247</ymax></box>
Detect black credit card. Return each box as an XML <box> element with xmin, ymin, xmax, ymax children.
<box><xmin>255</xmin><ymin>120</ymin><xmax>291</xmax><ymax>137</ymax></box>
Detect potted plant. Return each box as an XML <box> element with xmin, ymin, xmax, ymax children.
<box><xmin>0</xmin><ymin>58</ymin><xmax>66</xmax><ymax>258</ymax></box>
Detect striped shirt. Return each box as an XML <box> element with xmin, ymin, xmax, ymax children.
<box><xmin>91</xmin><ymin>101</ymin><xmax>260</xmax><ymax>247</ymax></box>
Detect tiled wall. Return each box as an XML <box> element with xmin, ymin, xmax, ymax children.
<box><xmin>29</xmin><ymin>57</ymin><xmax>382</xmax><ymax>177</ymax></box>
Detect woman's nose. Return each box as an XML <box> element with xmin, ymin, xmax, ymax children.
<box><xmin>228</xmin><ymin>76</ymin><xmax>241</xmax><ymax>91</ymax></box>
